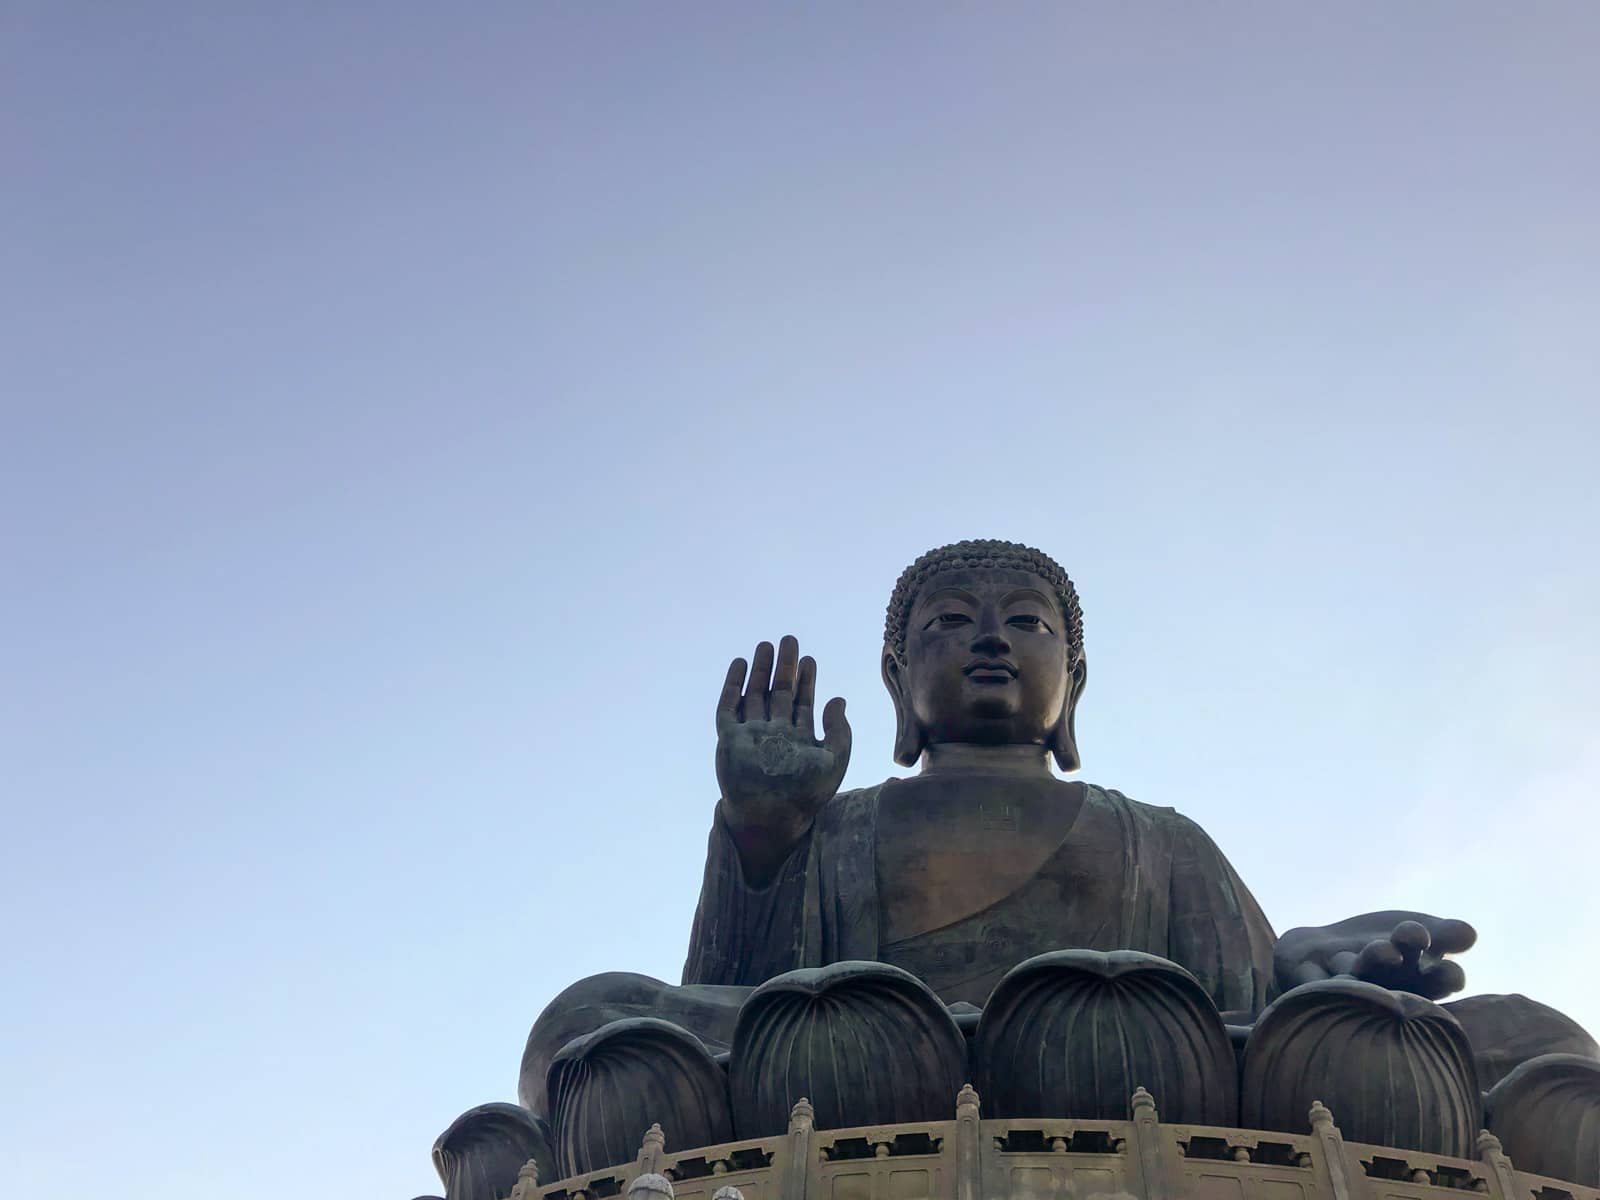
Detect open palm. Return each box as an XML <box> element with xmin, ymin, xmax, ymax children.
<box><xmin>715</xmin><ymin>635</ymin><xmax>851</xmax><ymax>884</ymax></box>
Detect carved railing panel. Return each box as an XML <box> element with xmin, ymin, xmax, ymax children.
<box><xmin>810</xmin><ymin>1119</ymin><xmax>955</xmax><ymax>1200</ymax></box>
<box><xmin>1509</xmin><ymin>1172</ymin><xmax>1600</xmax><ymax>1200</ymax></box>
<box><xmin>980</xmin><ymin>1115</ymin><xmax>1137</xmax><ymax>1200</ymax></box>
<box><xmin>653</xmin><ymin>1133</ymin><xmax>782</xmax><ymax>1200</ymax></box>
<box><xmin>528</xmin><ymin>1089</ymin><xmax>1600</xmax><ymax>1200</ymax></box>
<box><xmin>1165</xmin><ymin>1122</ymin><xmax>1320</xmax><ymax>1200</ymax></box>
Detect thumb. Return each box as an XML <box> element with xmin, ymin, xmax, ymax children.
<box><xmin>821</xmin><ymin>697</ymin><xmax>852</xmax><ymax>758</ymax></box>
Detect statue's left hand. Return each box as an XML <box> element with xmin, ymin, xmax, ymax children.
<box><xmin>1273</xmin><ymin>911</ymin><xmax>1477</xmax><ymax>1001</ymax></box>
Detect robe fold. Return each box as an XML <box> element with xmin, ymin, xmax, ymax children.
<box><xmin>683</xmin><ymin>781</ymin><xmax>1277</xmax><ymax>1018</ymax></box>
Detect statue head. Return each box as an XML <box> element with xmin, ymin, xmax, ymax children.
<box><xmin>882</xmin><ymin>540</ymin><xmax>1086</xmax><ymax>770</ymax></box>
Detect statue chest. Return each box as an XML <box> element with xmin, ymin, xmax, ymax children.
<box><xmin>873</xmin><ymin>776</ymin><xmax>1087</xmax><ymax>947</ymax></box>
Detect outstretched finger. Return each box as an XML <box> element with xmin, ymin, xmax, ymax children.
<box><xmin>770</xmin><ymin>635</ymin><xmax>800</xmax><ymax>723</ymax></box>
<box><xmin>821</xmin><ymin>696</ymin><xmax>851</xmax><ymax>761</ymax></box>
<box><xmin>717</xmin><ymin>657</ymin><xmax>747</xmax><ymax>733</ymax></box>
<box><xmin>742</xmin><ymin>641</ymin><xmax>774</xmax><ymax>722</ymax></box>
<box><xmin>793</xmin><ymin>656</ymin><xmax>817</xmax><ymax>735</ymax></box>
<box><xmin>1417</xmin><ymin>959</ymin><xmax>1466</xmax><ymax>1000</ymax></box>
<box><xmin>1427</xmin><ymin>918</ymin><xmax>1477</xmax><ymax>956</ymax></box>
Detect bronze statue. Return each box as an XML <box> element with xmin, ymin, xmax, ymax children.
<box><xmin>688</xmin><ymin>547</ymin><xmax>1290</xmax><ymax>1011</ymax></box>
<box><xmin>433</xmin><ymin>540</ymin><xmax>1597</xmax><ymax>1195</ymax></box>
<box><xmin>687</xmin><ymin>542</ymin><xmax>1481</xmax><ymax>1011</ymax></box>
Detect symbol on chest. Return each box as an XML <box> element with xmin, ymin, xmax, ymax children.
<box><xmin>980</xmin><ymin>804</ymin><xmax>1018</xmax><ymax>832</ymax></box>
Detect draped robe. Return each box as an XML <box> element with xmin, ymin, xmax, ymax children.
<box><xmin>524</xmin><ymin>779</ymin><xmax>1584</xmax><ymax>1118</ymax></box>
<box><xmin>683</xmin><ymin>779</ymin><xmax>1276</xmax><ymax>1018</ymax></box>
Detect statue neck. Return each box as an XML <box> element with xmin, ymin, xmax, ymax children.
<box><xmin>918</xmin><ymin>742</ymin><xmax>1054</xmax><ymax>779</ymax></box>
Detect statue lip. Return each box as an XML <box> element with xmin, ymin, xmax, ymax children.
<box><xmin>964</xmin><ymin>658</ymin><xmax>1018</xmax><ymax>678</ymax></box>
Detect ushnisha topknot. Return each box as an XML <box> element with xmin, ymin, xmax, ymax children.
<box><xmin>884</xmin><ymin>539</ymin><xmax>1084</xmax><ymax>668</ymax></box>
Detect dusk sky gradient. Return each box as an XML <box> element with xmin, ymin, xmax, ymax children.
<box><xmin>4</xmin><ymin>6</ymin><xmax>1599</xmax><ymax>1199</ymax></box>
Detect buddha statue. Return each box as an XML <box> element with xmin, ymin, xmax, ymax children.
<box><xmin>435</xmin><ymin>540</ymin><xmax>1594</xmax><ymax>1196</ymax></box>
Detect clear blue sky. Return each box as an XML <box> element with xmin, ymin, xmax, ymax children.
<box><xmin>4</xmin><ymin>5</ymin><xmax>1598</xmax><ymax>1198</ymax></box>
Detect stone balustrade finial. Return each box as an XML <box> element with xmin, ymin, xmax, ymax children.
<box><xmin>956</xmin><ymin>1084</ymin><xmax>980</xmax><ymax>1121</ymax></box>
<box><xmin>509</xmin><ymin>1157</ymin><xmax>541</xmax><ymax>1200</ymax></box>
<box><xmin>634</xmin><ymin>1121</ymin><xmax>668</xmax><ymax>1177</ymax></box>
<box><xmin>1131</xmin><ymin>1086</ymin><xmax>1159</xmax><ymax>1122</ymax></box>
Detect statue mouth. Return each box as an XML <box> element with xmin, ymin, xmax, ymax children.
<box><xmin>963</xmin><ymin>659</ymin><xmax>1018</xmax><ymax>681</ymax></box>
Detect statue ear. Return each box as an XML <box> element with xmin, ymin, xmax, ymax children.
<box><xmin>1049</xmin><ymin>654</ymin><xmax>1088</xmax><ymax>772</ymax></box>
<box><xmin>882</xmin><ymin>648</ymin><xmax>925</xmax><ymax>767</ymax></box>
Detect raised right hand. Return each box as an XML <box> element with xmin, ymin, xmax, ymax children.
<box><xmin>716</xmin><ymin>635</ymin><xmax>851</xmax><ymax>885</ymax></box>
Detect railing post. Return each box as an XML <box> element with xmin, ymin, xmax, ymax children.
<box><xmin>783</xmin><ymin>1097</ymin><xmax>815</xmax><ymax>1200</ymax></box>
<box><xmin>1476</xmin><ymin>1129</ymin><xmax>1521</xmax><ymax>1200</ymax></box>
<box><xmin>1129</xmin><ymin>1087</ymin><xmax>1173</xmax><ymax>1200</ymax></box>
<box><xmin>509</xmin><ymin>1157</ymin><xmax>541</xmax><ymax>1200</ymax></box>
<box><xmin>1310</xmin><ymin>1101</ymin><xmax>1361</xmax><ymax>1200</ymax></box>
<box><xmin>633</xmin><ymin>1123</ymin><xmax>667</xmax><ymax>1182</ymax></box>
<box><xmin>954</xmin><ymin>1085</ymin><xmax>982</xmax><ymax>1200</ymax></box>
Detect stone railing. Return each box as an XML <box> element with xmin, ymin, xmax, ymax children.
<box><xmin>522</xmin><ymin>1088</ymin><xmax>1600</xmax><ymax>1200</ymax></box>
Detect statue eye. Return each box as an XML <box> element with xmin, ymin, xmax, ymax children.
<box><xmin>925</xmin><ymin>612</ymin><xmax>973</xmax><ymax>629</ymax></box>
<box><xmin>1007</xmin><ymin>614</ymin><xmax>1053</xmax><ymax>633</ymax></box>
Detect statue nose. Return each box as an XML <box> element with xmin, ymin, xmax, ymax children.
<box><xmin>972</xmin><ymin>626</ymin><xmax>1010</xmax><ymax>654</ymax></box>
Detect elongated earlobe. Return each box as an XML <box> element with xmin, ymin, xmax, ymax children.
<box><xmin>1048</xmin><ymin>715</ymin><xmax>1079</xmax><ymax>772</ymax></box>
<box><xmin>882</xmin><ymin>650</ymin><xmax>926</xmax><ymax>767</ymax></box>
<box><xmin>1049</xmin><ymin>655</ymin><xmax>1088</xmax><ymax>772</ymax></box>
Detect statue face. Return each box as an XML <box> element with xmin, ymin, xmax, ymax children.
<box><xmin>901</xmin><ymin>566</ymin><xmax>1074</xmax><ymax>750</ymax></box>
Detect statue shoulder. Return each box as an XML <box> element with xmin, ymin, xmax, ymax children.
<box><xmin>813</xmin><ymin>780</ymin><xmax>890</xmax><ymax>834</ymax></box>
<box><xmin>825</xmin><ymin>781</ymin><xmax>889</xmax><ymax>808</ymax></box>
<box><xmin>1083</xmin><ymin>783</ymin><xmax>1223</xmax><ymax>846</ymax></box>
<box><xmin>1083</xmin><ymin>781</ymin><xmax>1180</xmax><ymax>821</ymax></box>
<box><xmin>838</xmin><ymin>781</ymin><xmax>891</xmax><ymax>802</ymax></box>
